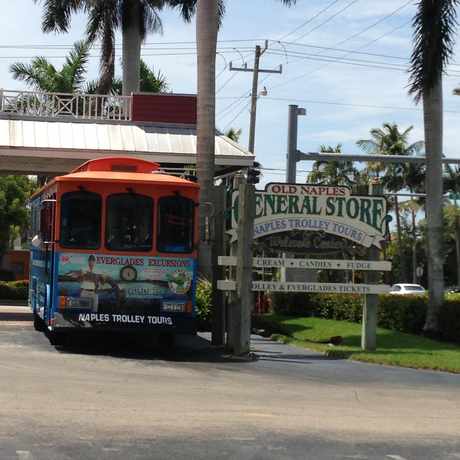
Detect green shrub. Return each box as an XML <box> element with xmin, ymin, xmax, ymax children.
<box><xmin>313</xmin><ymin>293</ymin><xmax>362</xmax><ymax>322</ymax></box>
<box><xmin>0</xmin><ymin>280</ymin><xmax>29</xmax><ymax>300</ymax></box>
<box><xmin>269</xmin><ymin>291</ymin><xmax>460</xmax><ymax>344</ymax></box>
<box><xmin>270</xmin><ymin>292</ymin><xmax>317</xmax><ymax>316</ymax></box>
<box><xmin>195</xmin><ymin>277</ymin><xmax>212</xmax><ymax>322</ymax></box>
<box><xmin>439</xmin><ymin>297</ymin><xmax>460</xmax><ymax>343</ymax></box>
<box><xmin>378</xmin><ymin>294</ymin><xmax>427</xmax><ymax>334</ymax></box>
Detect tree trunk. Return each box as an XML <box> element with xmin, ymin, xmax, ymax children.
<box><xmin>394</xmin><ymin>196</ymin><xmax>407</xmax><ymax>282</ymax></box>
<box><xmin>411</xmin><ymin>206</ymin><xmax>417</xmax><ymax>284</ymax></box>
<box><xmin>97</xmin><ymin>26</ymin><xmax>115</xmax><ymax>95</ymax></box>
<box><xmin>122</xmin><ymin>0</ymin><xmax>141</xmax><ymax>96</ymax></box>
<box><xmin>456</xmin><ymin>214</ymin><xmax>460</xmax><ymax>286</ymax></box>
<box><xmin>196</xmin><ymin>0</ymin><xmax>218</xmax><ymax>278</ymax></box>
<box><xmin>423</xmin><ymin>77</ymin><xmax>444</xmax><ymax>334</ymax></box>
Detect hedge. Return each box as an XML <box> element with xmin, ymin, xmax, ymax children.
<box><xmin>0</xmin><ymin>280</ymin><xmax>29</xmax><ymax>300</ymax></box>
<box><xmin>270</xmin><ymin>292</ymin><xmax>460</xmax><ymax>344</ymax></box>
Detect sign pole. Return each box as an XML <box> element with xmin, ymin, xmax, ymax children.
<box><xmin>361</xmin><ymin>181</ymin><xmax>382</xmax><ymax>351</ymax></box>
<box><xmin>232</xmin><ymin>181</ymin><xmax>256</xmax><ymax>356</ymax></box>
<box><xmin>211</xmin><ymin>183</ymin><xmax>226</xmax><ymax>346</ymax></box>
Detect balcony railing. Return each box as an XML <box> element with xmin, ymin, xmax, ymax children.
<box><xmin>0</xmin><ymin>89</ymin><xmax>132</xmax><ymax>122</ymax></box>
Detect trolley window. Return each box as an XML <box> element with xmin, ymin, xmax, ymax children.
<box><xmin>60</xmin><ymin>191</ymin><xmax>101</xmax><ymax>249</ymax></box>
<box><xmin>157</xmin><ymin>196</ymin><xmax>194</xmax><ymax>253</ymax></box>
<box><xmin>106</xmin><ymin>194</ymin><xmax>153</xmax><ymax>252</ymax></box>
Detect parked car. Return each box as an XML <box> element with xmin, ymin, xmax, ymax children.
<box><xmin>445</xmin><ymin>286</ymin><xmax>460</xmax><ymax>294</ymax></box>
<box><xmin>389</xmin><ymin>284</ymin><xmax>426</xmax><ymax>295</ymax></box>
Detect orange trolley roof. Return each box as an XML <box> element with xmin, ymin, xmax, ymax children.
<box><xmin>33</xmin><ymin>157</ymin><xmax>199</xmax><ymax>197</ymax></box>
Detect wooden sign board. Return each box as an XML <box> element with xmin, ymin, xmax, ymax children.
<box><xmin>218</xmin><ymin>256</ymin><xmax>392</xmax><ymax>272</ymax></box>
<box><xmin>229</xmin><ymin>182</ymin><xmax>389</xmax><ymax>248</ymax></box>
<box><xmin>217</xmin><ymin>280</ymin><xmax>391</xmax><ymax>295</ymax></box>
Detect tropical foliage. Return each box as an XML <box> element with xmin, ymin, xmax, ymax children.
<box><xmin>10</xmin><ymin>43</ymin><xmax>168</xmax><ymax>95</ymax></box>
<box><xmin>0</xmin><ymin>176</ymin><xmax>36</xmax><ymax>256</ymax></box>
<box><xmin>225</xmin><ymin>128</ymin><xmax>242</xmax><ymax>143</ymax></box>
<box><xmin>34</xmin><ymin>0</ymin><xmax>165</xmax><ymax>94</ymax></box>
<box><xmin>10</xmin><ymin>41</ymin><xmax>90</xmax><ymax>93</ymax></box>
<box><xmin>357</xmin><ymin>123</ymin><xmax>425</xmax><ymax>283</ymax></box>
<box><xmin>308</xmin><ymin>144</ymin><xmax>358</xmax><ymax>187</ymax></box>
<box><xmin>409</xmin><ymin>0</ymin><xmax>460</xmax><ymax>334</ymax></box>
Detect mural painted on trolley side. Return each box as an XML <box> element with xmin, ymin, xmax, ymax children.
<box><xmin>56</xmin><ymin>253</ymin><xmax>196</xmax><ymax>326</ymax></box>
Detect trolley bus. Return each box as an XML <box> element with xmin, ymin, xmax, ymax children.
<box><xmin>29</xmin><ymin>157</ymin><xmax>199</xmax><ymax>345</ymax></box>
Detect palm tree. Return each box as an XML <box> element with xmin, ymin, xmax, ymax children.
<box><xmin>225</xmin><ymin>128</ymin><xmax>242</xmax><ymax>143</ymax></box>
<box><xmin>308</xmin><ymin>145</ymin><xmax>358</xmax><ymax>187</ymax></box>
<box><xmin>409</xmin><ymin>0</ymin><xmax>459</xmax><ymax>335</ymax></box>
<box><xmin>35</xmin><ymin>0</ymin><xmax>164</xmax><ymax>95</ymax></box>
<box><xmin>10</xmin><ymin>40</ymin><xmax>90</xmax><ymax>93</ymax></box>
<box><xmin>357</xmin><ymin>124</ymin><xmax>424</xmax><ymax>282</ymax></box>
<box><xmin>401</xmin><ymin>199</ymin><xmax>423</xmax><ymax>283</ymax></box>
<box><xmin>88</xmin><ymin>60</ymin><xmax>169</xmax><ymax>94</ymax></box>
<box><xmin>170</xmin><ymin>0</ymin><xmax>296</xmax><ymax>277</ymax></box>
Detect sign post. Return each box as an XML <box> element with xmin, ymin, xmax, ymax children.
<box><xmin>230</xmin><ymin>181</ymin><xmax>256</xmax><ymax>356</ymax></box>
<box><xmin>361</xmin><ymin>181</ymin><xmax>383</xmax><ymax>351</ymax></box>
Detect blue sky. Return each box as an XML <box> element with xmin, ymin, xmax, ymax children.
<box><xmin>1</xmin><ymin>0</ymin><xmax>460</xmax><ymax>186</ymax></box>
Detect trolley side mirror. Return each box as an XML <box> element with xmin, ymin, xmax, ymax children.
<box><xmin>31</xmin><ymin>234</ymin><xmax>42</xmax><ymax>248</ymax></box>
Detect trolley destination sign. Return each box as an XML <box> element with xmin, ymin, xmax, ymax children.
<box><xmin>230</xmin><ymin>183</ymin><xmax>388</xmax><ymax>248</ymax></box>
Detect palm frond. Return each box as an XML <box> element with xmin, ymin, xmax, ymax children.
<box><xmin>141</xmin><ymin>2</ymin><xmax>164</xmax><ymax>38</ymax></box>
<box><xmin>356</xmin><ymin>139</ymin><xmax>379</xmax><ymax>154</ymax></box>
<box><xmin>62</xmin><ymin>40</ymin><xmax>91</xmax><ymax>91</ymax></box>
<box><xmin>139</xmin><ymin>60</ymin><xmax>169</xmax><ymax>92</ymax></box>
<box><xmin>409</xmin><ymin>0</ymin><xmax>460</xmax><ymax>102</ymax></box>
<box><xmin>10</xmin><ymin>57</ymin><xmax>57</xmax><ymax>91</ymax></box>
<box><xmin>37</xmin><ymin>0</ymin><xmax>84</xmax><ymax>32</ymax></box>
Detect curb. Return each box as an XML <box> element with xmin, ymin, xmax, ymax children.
<box><xmin>0</xmin><ymin>312</ymin><xmax>33</xmax><ymax>321</ymax></box>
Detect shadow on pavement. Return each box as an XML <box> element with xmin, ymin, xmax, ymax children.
<box><xmin>53</xmin><ymin>331</ymin><xmax>256</xmax><ymax>364</ymax></box>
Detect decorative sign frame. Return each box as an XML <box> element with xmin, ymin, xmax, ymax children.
<box><xmin>228</xmin><ymin>183</ymin><xmax>389</xmax><ymax>249</ymax></box>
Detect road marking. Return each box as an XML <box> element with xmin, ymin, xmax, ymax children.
<box><xmin>386</xmin><ymin>456</ymin><xmax>408</xmax><ymax>460</ymax></box>
<box><xmin>16</xmin><ymin>451</ymin><xmax>34</xmax><ymax>460</ymax></box>
<box><xmin>102</xmin><ymin>448</ymin><xmax>120</xmax><ymax>452</ymax></box>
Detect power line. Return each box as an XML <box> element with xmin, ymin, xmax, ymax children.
<box><xmin>222</xmin><ymin>100</ymin><xmax>251</xmax><ymax>132</ymax></box>
<box><xmin>278</xmin><ymin>0</ymin><xmax>342</xmax><ymax>41</ymax></box>
<box><xmin>218</xmin><ymin>93</ymin><xmax>251</xmax><ymax>120</ymax></box>
<box><xmin>334</xmin><ymin>0</ymin><xmax>413</xmax><ymax>47</ymax></box>
<box><xmin>266</xmin><ymin>49</ymin><xmax>460</xmax><ymax>76</ymax></box>
<box><xmin>292</xmin><ymin>0</ymin><xmax>361</xmax><ymax>42</ymax></box>
<box><xmin>0</xmin><ymin>39</ymin><xmax>264</xmax><ymax>49</ymax></box>
<box><xmin>217</xmin><ymin>95</ymin><xmax>460</xmax><ymax>114</ymax></box>
<box><xmin>269</xmin><ymin>0</ymin><xmax>415</xmax><ymax>91</ymax></box>
<box><xmin>217</xmin><ymin>72</ymin><xmax>239</xmax><ymax>94</ymax></box>
<box><xmin>270</xmin><ymin>10</ymin><xmax>416</xmax><ymax>91</ymax></box>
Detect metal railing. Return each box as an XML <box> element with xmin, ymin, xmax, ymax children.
<box><xmin>0</xmin><ymin>89</ymin><xmax>132</xmax><ymax>122</ymax></box>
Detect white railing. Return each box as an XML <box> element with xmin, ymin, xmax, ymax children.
<box><xmin>0</xmin><ymin>89</ymin><xmax>132</xmax><ymax>122</ymax></box>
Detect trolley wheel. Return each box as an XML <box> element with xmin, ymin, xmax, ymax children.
<box><xmin>33</xmin><ymin>313</ymin><xmax>45</xmax><ymax>332</ymax></box>
<box><xmin>47</xmin><ymin>330</ymin><xmax>68</xmax><ymax>347</ymax></box>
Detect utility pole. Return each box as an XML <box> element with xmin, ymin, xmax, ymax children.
<box><xmin>284</xmin><ymin>105</ymin><xmax>306</xmax><ymax>283</ymax></box>
<box><xmin>286</xmin><ymin>105</ymin><xmax>306</xmax><ymax>183</ymax></box>
<box><xmin>230</xmin><ymin>41</ymin><xmax>282</xmax><ymax>153</ymax></box>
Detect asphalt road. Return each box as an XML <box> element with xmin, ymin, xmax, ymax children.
<box><xmin>0</xmin><ymin>307</ymin><xmax>459</xmax><ymax>460</ymax></box>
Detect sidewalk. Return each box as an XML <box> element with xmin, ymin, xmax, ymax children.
<box><xmin>0</xmin><ymin>304</ymin><xmax>32</xmax><ymax>321</ymax></box>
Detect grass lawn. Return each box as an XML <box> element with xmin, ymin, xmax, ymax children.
<box><xmin>261</xmin><ymin>314</ymin><xmax>460</xmax><ymax>373</ymax></box>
